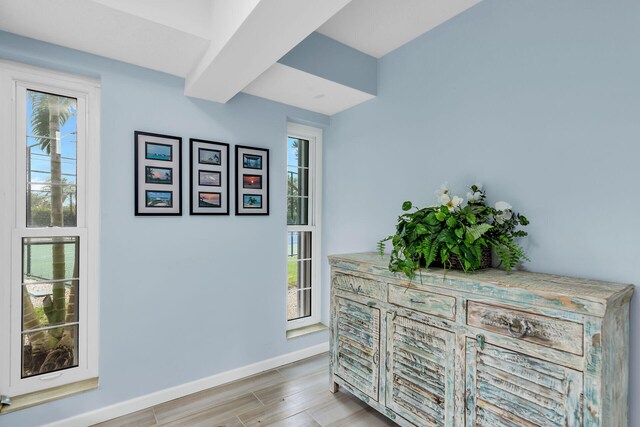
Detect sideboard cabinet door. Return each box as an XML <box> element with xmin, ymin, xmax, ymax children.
<box><xmin>386</xmin><ymin>314</ymin><xmax>455</xmax><ymax>426</ymax></box>
<box><xmin>333</xmin><ymin>296</ymin><xmax>381</xmax><ymax>401</ymax></box>
<box><xmin>465</xmin><ymin>338</ymin><xmax>583</xmax><ymax>426</ymax></box>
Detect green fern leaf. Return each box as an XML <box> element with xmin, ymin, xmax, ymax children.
<box><xmin>466</xmin><ymin>223</ymin><xmax>493</xmax><ymax>242</ymax></box>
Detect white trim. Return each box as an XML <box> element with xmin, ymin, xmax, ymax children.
<box><xmin>286</xmin><ymin>123</ymin><xmax>323</xmax><ymax>331</ymax></box>
<box><xmin>0</xmin><ymin>60</ymin><xmax>100</xmax><ymax>88</ymax></box>
<box><xmin>43</xmin><ymin>342</ymin><xmax>329</xmax><ymax>427</ymax></box>
<box><xmin>0</xmin><ymin>60</ymin><xmax>101</xmax><ymax>398</ymax></box>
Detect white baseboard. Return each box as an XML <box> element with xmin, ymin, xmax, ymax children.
<box><xmin>44</xmin><ymin>342</ymin><xmax>329</xmax><ymax>427</ymax></box>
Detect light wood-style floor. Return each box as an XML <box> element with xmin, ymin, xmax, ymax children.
<box><xmin>93</xmin><ymin>353</ymin><xmax>398</xmax><ymax>427</ymax></box>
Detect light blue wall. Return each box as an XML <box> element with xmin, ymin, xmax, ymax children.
<box><xmin>323</xmin><ymin>0</ymin><xmax>640</xmax><ymax>422</ymax></box>
<box><xmin>279</xmin><ymin>32</ymin><xmax>377</xmax><ymax>95</ymax></box>
<box><xmin>0</xmin><ymin>31</ymin><xmax>329</xmax><ymax>427</ymax></box>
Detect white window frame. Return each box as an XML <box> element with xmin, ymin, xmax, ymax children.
<box><xmin>0</xmin><ymin>61</ymin><xmax>101</xmax><ymax>398</ymax></box>
<box><xmin>286</xmin><ymin>123</ymin><xmax>322</xmax><ymax>331</ymax></box>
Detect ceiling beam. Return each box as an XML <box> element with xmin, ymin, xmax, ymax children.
<box><xmin>184</xmin><ymin>0</ymin><xmax>353</xmax><ymax>104</ymax></box>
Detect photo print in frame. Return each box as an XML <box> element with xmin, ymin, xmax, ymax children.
<box><xmin>190</xmin><ymin>139</ymin><xmax>229</xmax><ymax>215</ymax></box>
<box><xmin>135</xmin><ymin>131</ymin><xmax>182</xmax><ymax>216</ymax></box>
<box><xmin>235</xmin><ymin>145</ymin><xmax>269</xmax><ymax>215</ymax></box>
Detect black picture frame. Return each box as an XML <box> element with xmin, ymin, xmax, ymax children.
<box><xmin>235</xmin><ymin>145</ymin><xmax>269</xmax><ymax>215</ymax></box>
<box><xmin>135</xmin><ymin>131</ymin><xmax>182</xmax><ymax>216</ymax></box>
<box><xmin>190</xmin><ymin>139</ymin><xmax>230</xmax><ymax>215</ymax></box>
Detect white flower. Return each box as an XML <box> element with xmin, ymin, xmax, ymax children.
<box><xmin>494</xmin><ymin>201</ymin><xmax>513</xmax><ymax>223</ymax></box>
<box><xmin>434</xmin><ymin>182</ymin><xmax>449</xmax><ymax>199</ymax></box>
<box><xmin>467</xmin><ymin>191</ymin><xmax>483</xmax><ymax>203</ymax></box>
<box><xmin>445</xmin><ymin>195</ymin><xmax>463</xmax><ymax>211</ymax></box>
<box><xmin>495</xmin><ymin>201</ymin><xmax>512</xmax><ymax>211</ymax></box>
<box><xmin>439</xmin><ymin>193</ymin><xmax>451</xmax><ymax>206</ymax></box>
<box><xmin>451</xmin><ymin>196</ymin><xmax>463</xmax><ymax>209</ymax></box>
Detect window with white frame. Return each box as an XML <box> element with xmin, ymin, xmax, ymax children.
<box><xmin>286</xmin><ymin>123</ymin><xmax>322</xmax><ymax>330</ymax></box>
<box><xmin>0</xmin><ymin>61</ymin><xmax>100</xmax><ymax>403</ymax></box>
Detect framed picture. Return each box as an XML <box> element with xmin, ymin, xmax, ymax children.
<box><xmin>146</xmin><ymin>166</ymin><xmax>173</xmax><ymax>185</ymax></box>
<box><xmin>243</xmin><ymin>194</ymin><xmax>262</xmax><ymax>209</ymax></box>
<box><xmin>199</xmin><ymin>171</ymin><xmax>221</xmax><ymax>187</ymax></box>
<box><xmin>243</xmin><ymin>154</ymin><xmax>262</xmax><ymax>169</ymax></box>
<box><xmin>242</xmin><ymin>174</ymin><xmax>262</xmax><ymax>189</ymax></box>
<box><xmin>190</xmin><ymin>139</ymin><xmax>229</xmax><ymax>215</ymax></box>
<box><xmin>199</xmin><ymin>148</ymin><xmax>221</xmax><ymax>165</ymax></box>
<box><xmin>135</xmin><ymin>131</ymin><xmax>182</xmax><ymax>216</ymax></box>
<box><xmin>146</xmin><ymin>190</ymin><xmax>173</xmax><ymax>208</ymax></box>
<box><xmin>235</xmin><ymin>145</ymin><xmax>269</xmax><ymax>215</ymax></box>
<box><xmin>199</xmin><ymin>192</ymin><xmax>221</xmax><ymax>207</ymax></box>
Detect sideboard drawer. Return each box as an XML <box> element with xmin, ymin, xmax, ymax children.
<box><xmin>388</xmin><ymin>284</ymin><xmax>456</xmax><ymax>320</ymax></box>
<box><xmin>467</xmin><ymin>301</ymin><xmax>584</xmax><ymax>355</ymax></box>
<box><xmin>333</xmin><ymin>273</ymin><xmax>383</xmax><ymax>299</ymax></box>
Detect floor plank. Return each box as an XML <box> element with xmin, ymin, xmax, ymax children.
<box><xmin>153</xmin><ymin>370</ymin><xmax>281</xmax><ymax>424</ymax></box>
<box><xmin>264</xmin><ymin>411</ymin><xmax>321</xmax><ymax>427</ymax></box>
<box><xmin>324</xmin><ymin>407</ymin><xmax>398</xmax><ymax>427</ymax></box>
<box><xmin>160</xmin><ymin>415</ymin><xmax>244</xmax><ymax>427</ymax></box>
<box><xmin>156</xmin><ymin>393</ymin><xmax>262</xmax><ymax>426</ymax></box>
<box><xmin>276</xmin><ymin>353</ymin><xmax>328</xmax><ymax>380</ymax></box>
<box><xmin>253</xmin><ymin>369</ymin><xmax>329</xmax><ymax>406</ymax></box>
<box><xmin>239</xmin><ymin>382</ymin><xmax>336</xmax><ymax>426</ymax></box>
<box><xmin>306</xmin><ymin>390</ymin><xmax>373</xmax><ymax>426</ymax></box>
<box><xmin>93</xmin><ymin>408</ymin><xmax>157</xmax><ymax>427</ymax></box>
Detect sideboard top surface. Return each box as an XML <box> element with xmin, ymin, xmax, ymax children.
<box><xmin>329</xmin><ymin>252</ymin><xmax>634</xmax><ymax>317</ymax></box>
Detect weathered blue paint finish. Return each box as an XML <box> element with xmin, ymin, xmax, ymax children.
<box><xmin>329</xmin><ymin>253</ymin><xmax>633</xmax><ymax>427</ymax></box>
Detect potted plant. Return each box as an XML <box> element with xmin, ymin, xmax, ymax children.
<box><xmin>378</xmin><ymin>183</ymin><xmax>529</xmax><ymax>279</ymax></box>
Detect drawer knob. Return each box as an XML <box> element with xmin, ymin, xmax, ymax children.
<box><xmin>409</xmin><ymin>298</ymin><xmax>425</xmax><ymax>304</ymax></box>
<box><xmin>507</xmin><ymin>319</ymin><xmax>531</xmax><ymax>338</ymax></box>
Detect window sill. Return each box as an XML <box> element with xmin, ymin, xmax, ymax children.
<box><xmin>0</xmin><ymin>377</ymin><xmax>98</xmax><ymax>415</ymax></box>
<box><xmin>286</xmin><ymin>322</ymin><xmax>328</xmax><ymax>339</ymax></box>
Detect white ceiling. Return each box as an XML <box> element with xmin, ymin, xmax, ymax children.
<box><xmin>92</xmin><ymin>0</ymin><xmax>213</xmax><ymax>39</ymax></box>
<box><xmin>0</xmin><ymin>0</ymin><xmax>479</xmax><ymax>115</ymax></box>
<box><xmin>0</xmin><ymin>0</ymin><xmax>210</xmax><ymax>77</ymax></box>
<box><xmin>243</xmin><ymin>63</ymin><xmax>376</xmax><ymax>116</ymax></box>
<box><xmin>317</xmin><ymin>0</ymin><xmax>480</xmax><ymax>58</ymax></box>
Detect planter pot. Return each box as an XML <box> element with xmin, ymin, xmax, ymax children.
<box><xmin>431</xmin><ymin>247</ymin><xmax>492</xmax><ymax>271</ymax></box>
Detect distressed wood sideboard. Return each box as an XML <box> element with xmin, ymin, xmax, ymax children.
<box><xmin>328</xmin><ymin>252</ymin><xmax>633</xmax><ymax>427</ymax></box>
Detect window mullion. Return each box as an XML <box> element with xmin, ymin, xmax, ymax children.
<box><xmin>22</xmin><ymin>322</ymin><xmax>80</xmax><ymax>335</ymax></box>
<box><xmin>287</xmin><ymin>225</ymin><xmax>314</xmax><ymax>232</ymax></box>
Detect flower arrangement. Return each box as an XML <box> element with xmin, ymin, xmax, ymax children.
<box><xmin>378</xmin><ymin>183</ymin><xmax>529</xmax><ymax>279</ymax></box>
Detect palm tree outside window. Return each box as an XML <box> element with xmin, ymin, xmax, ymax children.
<box><xmin>22</xmin><ymin>90</ymin><xmax>79</xmax><ymax>378</ymax></box>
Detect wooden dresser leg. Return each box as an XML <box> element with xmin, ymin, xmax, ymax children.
<box><xmin>330</xmin><ymin>381</ymin><xmax>339</xmax><ymax>393</ymax></box>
